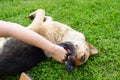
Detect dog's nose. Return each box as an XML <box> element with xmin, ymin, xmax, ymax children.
<box><xmin>66</xmin><ymin>65</ymin><xmax>74</xmax><ymax>72</ymax></box>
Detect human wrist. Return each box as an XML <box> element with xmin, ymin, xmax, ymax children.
<box><xmin>48</xmin><ymin>44</ymin><xmax>58</xmax><ymax>55</ymax></box>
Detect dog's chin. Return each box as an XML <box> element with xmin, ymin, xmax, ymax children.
<box><xmin>58</xmin><ymin>41</ymin><xmax>76</xmax><ymax>72</ymax></box>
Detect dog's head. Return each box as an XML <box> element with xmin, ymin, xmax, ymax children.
<box><xmin>72</xmin><ymin>41</ymin><xmax>98</xmax><ymax>66</ymax></box>
<box><xmin>59</xmin><ymin>41</ymin><xmax>98</xmax><ymax>72</ymax></box>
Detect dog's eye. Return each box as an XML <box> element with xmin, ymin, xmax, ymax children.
<box><xmin>80</xmin><ymin>54</ymin><xmax>85</xmax><ymax>62</ymax></box>
<box><xmin>75</xmin><ymin>45</ymin><xmax>78</xmax><ymax>48</ymax></box>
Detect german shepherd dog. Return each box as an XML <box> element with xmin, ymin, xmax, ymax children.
<box><xmin>0</xmin><ymin>9</ymin><xmax>98</xmax><ymax>76</ymax></box>
<box><xmin>28</xmin><ymin>9</ymin><xmax>98</xmax><ymax>71</ymax></box>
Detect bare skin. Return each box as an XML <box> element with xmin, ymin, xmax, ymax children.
<box><xmin>0</xmin><ymin>20</ymin><xmax>67</xmax><ymax>63</ymax></box>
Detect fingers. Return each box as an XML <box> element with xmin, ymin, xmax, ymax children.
<box><xmin>56</xmin><ymin>47</ymin><xmax>67</xmax><ymax>63</ymax></box>
<box><xmin>53</xmin><ymin>53</ymin><xmax>66</xmax><ymax>63</ymax></box>
<box><xmin>59</xmin><ymin>54</ymin><xmax>66</xmax><ymax>63</ymax></box>
<box><xmin>50</xmin><ymin>45</ymin><xmax>68</xmax><ymax>63</ymax></box>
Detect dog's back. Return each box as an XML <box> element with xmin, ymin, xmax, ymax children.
<box><xmin>0</xmin><ymin>38</ymin><xmax>46</xmax><ymax>76</ymax></box>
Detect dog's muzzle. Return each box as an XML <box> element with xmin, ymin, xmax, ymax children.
<box><xmin>58</xmin><ymin>42</ymin><xmax>76</xmax><ymax>72</ymax></box>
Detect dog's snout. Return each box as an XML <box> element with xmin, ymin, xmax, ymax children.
<box><xmin>65</xmin><ymin>56</ymin><xmax>75</xmax><ymax>72</ymax></box>
<box><xmin>58</xmin><ymin>42</ymin><xmax>76</xmax><ymax>72</ymax></box>
<box><xmin>65</xmin><ymin>60</ymin><xmax>75</xmax><ymax>72</ymax></box>
<box><xmin>66</xmin><ymin>65</ymin><xmax>74</xmax><ymax>72</ymax></box>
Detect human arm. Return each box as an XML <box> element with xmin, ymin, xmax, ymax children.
<box><xmin>0</xmin><ymin>20</ymin><xmax>67</xmax><ymax>63</ymax></box>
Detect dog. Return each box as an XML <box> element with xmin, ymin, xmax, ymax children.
<box><xmin>27</xmin><ymin>9</ymin><xmax>98</xmax><ymax>71</ymax></box>
<box><xmin>0</xmin><ymin>38</ymin><xmax>46</xmax><ymax>76</ymax></box>
<box><xmin>0</xmin><ymin>9</ymin><xmax>98</xmax><ymax>76</ymax></box>
<box><xmin>0</xmin><ymin>37</ymin><xmax>75</xmax><ymax>76</ymax></box>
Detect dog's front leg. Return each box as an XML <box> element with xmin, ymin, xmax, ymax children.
<box><xmin>27</xmin><ymin>9</ymin><xmax>46</xmax><ymax>34</ymax></box>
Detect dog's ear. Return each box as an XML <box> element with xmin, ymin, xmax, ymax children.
<box><xmin>89</xmin><ymin>44</ymin><xmax>98</xmax><ymax>55</ymax></box>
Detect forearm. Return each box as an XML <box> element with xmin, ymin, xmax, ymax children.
<box><xmin>0</xmin><ymin>20</ymin><xmax>67</xmax><ymax>62</ymax></box>
<box><xmin>13</xmin><ymin>27</ymin><xmax>57</xmax><ymax>54</ymax></box>
<box><xmin>0</xmin><ymin>21</ymin><xmax>56</xmax><ymax>54</ymax></box>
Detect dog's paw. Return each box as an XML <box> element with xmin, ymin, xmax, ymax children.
<box><xmin>28</xmin><ymin>9</ymin><xmax>45</xmax><ymax>20</ymax></box>
<box><xmin>44</xmin><ymin>16</ymin><xmax>53</xmax><ymax>22</ymax></box>
<box><xmin>28</xmin><ymin>12</ymin><xmax>35</xmax><ymax>20</ymax></box>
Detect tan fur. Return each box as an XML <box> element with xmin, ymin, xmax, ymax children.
<box><xmin>28</xmin><ymin>9</ymin><xmax>98</xmax><ymax>66</ymax></box>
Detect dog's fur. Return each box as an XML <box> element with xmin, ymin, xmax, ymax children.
<box><xmin>0</xmin><ymin>9</ymin><xmax>98</xmax><ymax>76</ymax></box>
<box><xmin>0</xmin><ymin>38</ymin><xmax>75</xmax><ymax>76</ymax></box>
<box><xmin>0</xmin><ymin>38</ymin><xmax>46</xmax><ymax>76</ymax></box>
<box><xmin>28</xmin><ymin>9</ymin><xmax>98</xmax><ymax>66</ymax></box>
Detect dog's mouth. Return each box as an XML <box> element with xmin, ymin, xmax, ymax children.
<box><xmin>58</xmin><ymin>42</ymin><xmax>76</xmax><ymax>72</ymax></box>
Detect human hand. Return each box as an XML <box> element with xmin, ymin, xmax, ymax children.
<box><xmin>50</xmin><ymin>45</ymin><xmax>67</xmax><ymax>63</ymax></box>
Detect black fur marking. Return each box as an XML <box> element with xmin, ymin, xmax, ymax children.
<box><xmin>0</xmin><ymin>38</ymin><xmax>46</xmax><ymax>76</ymax></box>
<box><xmin>58</xmin><ymin>42</ymin><xmax>76</xmax><ymax>72</ymax></box>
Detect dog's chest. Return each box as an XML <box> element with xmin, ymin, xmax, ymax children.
<box><xmin>43</xmin><ymin>21</ymin><xmax>71</xmax><ymax>44</ymax></box>
<box><xmin>62</xmin><ymin>30</ymin><xmax>85</xmax><ymax>42</ymax></box>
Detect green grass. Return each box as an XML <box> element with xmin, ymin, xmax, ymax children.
<box><xmin>0</xmin><ymin>0</ymin><xmax>120</xmax><ymax>80</ymax></box>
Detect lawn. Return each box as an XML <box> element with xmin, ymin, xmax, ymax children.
<box><xmin>0</xmin><ymin>0</ymin><xmax>120</xmax><ymax>80</ymax></box>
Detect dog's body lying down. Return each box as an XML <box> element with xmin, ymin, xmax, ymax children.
<box><xmin>0</xmin><ymin>38</ymin><xmax>75</xmax><ymax>76</ymax></box>
<box><xmin>0</xmin><ymin>38</ymin><xmax>46</xmax><ymax>76</ymax></box>
<box><xmin>28</xmin><ymin>9</ymin><xmax>98</xmax><ymax>66</ymax></box>
<box><xmin>0</xmin><ymin>9</ymin><xmax>98</xmax><ymax>76</ymax></box>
